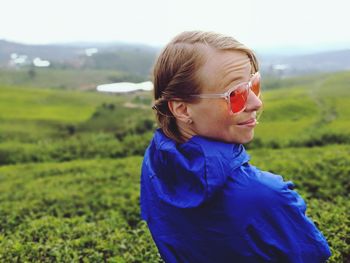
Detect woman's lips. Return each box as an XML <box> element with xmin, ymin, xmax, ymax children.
<box><xmin>237</xmin><ymin>118</ymin><xmax>257</xmax><ymax>127</ymax></box>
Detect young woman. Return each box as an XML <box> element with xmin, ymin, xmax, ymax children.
<box><xmin>140</xmin><ymin>31</ymin><xmax>331</xmax><ymax>263</ymax></box>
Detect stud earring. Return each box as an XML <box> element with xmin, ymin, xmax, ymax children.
<box><xmin>187</xmin><ymin>119</ymin><xmax>193</xmax><ymax>124</ymax></box>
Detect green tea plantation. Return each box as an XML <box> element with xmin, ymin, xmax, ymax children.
<box><xmin>0</xmin><ymin>70</ymin><xmax>349</xmax><ymax>262</ymax></box>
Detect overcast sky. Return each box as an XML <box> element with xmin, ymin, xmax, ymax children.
<box><xmin>1</xmin><ymin>0</ymin><xmax>349</xmax><ymax>52</ymax></box>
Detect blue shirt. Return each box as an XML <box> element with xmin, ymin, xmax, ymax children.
<box><xmin>140</xmin><ymin>129</ymin><xmax>331</xmax><ymax>263</ymax></box>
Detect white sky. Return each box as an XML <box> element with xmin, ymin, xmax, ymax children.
<box><xmin>1</xmin><ymin>0</ymin><xmax>349</xmax><ymax>50</ymax></box>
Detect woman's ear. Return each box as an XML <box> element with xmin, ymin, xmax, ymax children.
<box><xmin>168</xmin><ymin>100</ymin><xmax>191</xmax><ymax>124</ymax></box>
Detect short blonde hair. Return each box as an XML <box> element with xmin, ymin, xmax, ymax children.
<box><xmin>152</xmin><ymin>31</ymin><xmax>259</xmax><ymax>142</ymax></box>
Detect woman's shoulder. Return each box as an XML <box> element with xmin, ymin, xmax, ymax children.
<box><xmin>234</xmin><ymin>164</ymin><xmax>305</xmax><ymax>213</ymax></box>
<box><xmin>247</xmin><ymin>166</ymin><xmax>293</xmax><ymax>191</ymax></box>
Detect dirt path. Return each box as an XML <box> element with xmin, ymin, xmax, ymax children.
<box><xmin>308</xmin><ymin>78</ymin><xmax>338</xmax><ymax>128</ymax></box>
<box><xmin>123</xmin><ymin>102</ymin><xmax>150</xmax><ymax>110</ymax></box>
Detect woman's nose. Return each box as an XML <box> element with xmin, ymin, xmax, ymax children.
<box><xmin>245</xmin><ymin>89</ymin><xmax>262</xmax><ymax>112</ymax></box>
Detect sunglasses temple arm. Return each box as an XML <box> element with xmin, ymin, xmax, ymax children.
<box><xmin>190</xmin><ymin>94</ymin><xmax>229</xmax><ymax>99</ymax></box>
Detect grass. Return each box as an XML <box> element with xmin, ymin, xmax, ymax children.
<box><xmin>0</xmin><ymin>85</ymin><xmax>122</xmax><ymax>122</ymax></box>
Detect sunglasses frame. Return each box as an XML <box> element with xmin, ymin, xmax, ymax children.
<box><xmin>189</xmin><ymin>71</ymin><xmax>261</xmax><ymax>114</ymax></box>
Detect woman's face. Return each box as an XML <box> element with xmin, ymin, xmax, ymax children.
<box><xmin>187</xmin><ymin>48</ymin><xmax>262</xmax><ymax>144</ymax></box>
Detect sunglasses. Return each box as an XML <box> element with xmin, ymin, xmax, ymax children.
<box><xmin>190</xmin><ymin>71</ymin><xmax>261</xmax><ymax>114</ymax></box>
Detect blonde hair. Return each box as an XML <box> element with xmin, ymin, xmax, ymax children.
<box><xmin>152</xmin><ymin>31</ymin><xmax>259</xmax><ymax>142</ymax></box>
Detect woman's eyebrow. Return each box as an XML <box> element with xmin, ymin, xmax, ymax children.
<box><xmin>223</xmin><ymin>76</ymin><xmax>244</xmax><ymax>90</ymax></box>
<box><xmin>221</xmin><ymin>66</ymin><xmax>251</xmax><ymax>89</ymax></box>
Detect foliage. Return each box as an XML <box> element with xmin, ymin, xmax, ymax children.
<box><xmin>0</xmin><ymin>147</ymin><xmax>349</xmax><ymax>262</ymax></box>
<box><xmin>83</xmin><ymin>50</ymin><xmax>155</xmax><ymax>77</ymax></box>
<box><xmin>0</xmin><ymin>132</ymin><xmax>153</xmax><ymax>165</ymax></box>
<box><xmin>0</xmin><ymin>158</ymin><xmax>162</xmax><ymax>262</ymax></box>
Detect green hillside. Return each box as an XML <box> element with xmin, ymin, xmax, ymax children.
<box><xmin>0</xmin><ymin>68</ymin><xmax>147</xmax><ymax>90</ymax></box>
<box><xmin>253</xmin><ymin>71</ymin><xmax>350</xmax><ymax>147</ymax></box>
<box><xmin>0</xmin><ymin>70</ymin><xmax>349</xmax><ymax>262</ymax></box>
<box><xmin>0</xmin><ymin>84</ymin><xmax>153</xmax><ymax>143</ymax></box>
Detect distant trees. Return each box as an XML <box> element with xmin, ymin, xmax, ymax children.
<box><xmin>27</xmin><ymin>68</ymin><xmax>36</xmax><ymax>79</ymax></box>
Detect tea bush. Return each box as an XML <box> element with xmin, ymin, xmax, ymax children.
<box><xmin>0</xmin><ymin>158</ymin><xmax>162</xmax><ymax>262</ymax></box>
<box><xmin>0</xmin><ymin>146</ymin><xmax>349</xmax><ymax>262</ymax></box>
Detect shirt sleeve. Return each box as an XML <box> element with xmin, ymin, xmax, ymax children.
<box><xmin>245</xmin><ymin>171</ymin><xmax>331</xmax><ymax>263</ymax></box>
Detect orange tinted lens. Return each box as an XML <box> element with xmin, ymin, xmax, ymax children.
<box><xmin>229</xmin><ymin>85</ymin><xmax>248</xmax><ymax>113</ymax></box>
<box><xmin>251</xmin><ymin>74</ymin><xmax>261</xmax><ymax>96</ymax></box>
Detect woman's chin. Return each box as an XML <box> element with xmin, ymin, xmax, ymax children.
<box><xmin>238</xmin><ymin>132</ymin><xmax>255</xmax><ymax>144</ymax></box>
<box><xmin>222</xmin><ymin>135</ymin><xmax>254</xmax><ymax>145</ymax></box>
